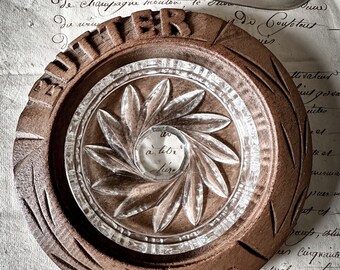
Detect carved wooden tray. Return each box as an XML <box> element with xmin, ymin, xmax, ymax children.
<box><xmin>13</xmin><ymin>9</ymin><xmax>312</xmax><ymax>270</ymax></box>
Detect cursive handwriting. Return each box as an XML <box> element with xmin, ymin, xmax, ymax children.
<box><xmin>234</xmin><ymin>10</ymin><xmax>256</xmax><ymax>26</ymax></box>
<box><xmin>155</xmin><ymin>162</ymin><xmax>176</xmax><ymax>175</ymax></box>
<box><xmin>80</xmin><ymin>0</ymin><xmax>138</xmax><ymax>16</ymax></box>
<box><xmin>160</xmin><ymin>131</ymin><xmax>172</xmax><ymax>137</ymax></box>
<box><xmin>159</xmin><ymin>145</ymin><xmax>177</xmax><ymax>155</ymax></box>
<box><xmin>277</xmin><ymin>249</ymin><xmax>291</xmax><ymax>256</ymax></box>
<box><xmin>269</xmin><ymin>263</ymin><xmax>292</xmax><ymax>270</ymax></box>
<box><xmin>298</xmin><ymin>84</ymin><xmax>340</xmax><ymax>104</ymax></box>
<box><xmin>322</xmin><ymin>263</ymin><xmax>339</xmax><ymax>269</ymax></box>
<box><xmin>53</xmin><ymin>15</ymin><xmax>70</xmax><ymax>29</ymax></box>
<box><xmin>287</xmin><ymin>227</ymin><xmax>316</xmax><ymax>246</ymax></box>
<box><xmin>300</xmin><ymin>1</ymin><xmax>328</xmax><ymax>11</ymax></box>
<box><xmin>312</xmin><ymin>170</ymin><xmax>340</xmax><ymax>177</ymax></box>
<box><xmin>297</xmin><ymin>246</ymin><xmax>340</xmax><ymax>264</ymax></box>
<box><xmin>310</xmin><ymin>128</ymin><xmax>327</xmax><ymax>135</ymax></box>
<box><xmin>144</xmin><ymin>0</ymin><xmax>182</xmax><ymax>5</ymax></box>
<box><xmin>233</xmin><ymin>10</ymin><xmax>276</xmax><ymax>45</ymax></box>
<box><xmin>292</xmin><ymin>70</ymin><xmax>339</xmax><ymax>80</ymax></box>
<box><xmin>145</xmin><ymin>144</ymin><xmax>179</xmax><ymax>155</ymax></box>
<box><xmin>323</xmin><ymin>228</ymin><xmax>340</xmax><ymax>237</ymax></box>
<box><xmin>51</xmin><ymin>33</ymin><xmax>68</xmax><ymax>49</ymax></box>
<box><xmin>258</xmin><ymin>12</ymin><xmax>317</xmax><ymax>38</ymax></box>
<box><xmin>207</xmin><ymin>0</ymin><xmax>234</xmax><ymax>6</ymax></box>
<box><xmin>313</xmin><ymin>149</ymin><xmax>332</xmax><ymax>156</ymax></box>
<box><xmin>286</xmin><ymin>227</ymin><xmax>340</xmax><ymax>247</ymax></box>
<box><xmin>302</xmin><ymin>206</ymin><xmax>330</xmax><ymax>216</ymax></box>
<box><xmin>307</xmin><ymin>190</ymin><xmax>340</xmax><ymax>199</ymax></box>
<box><xmin>306</xmin><ymin>104</ymin><xmax>327</xmax><ymax>114</ymax></box>
<box><xmin>51</xmin><ymin>0</ymin><xmax>73</xmax><ymax>8</ymax></box>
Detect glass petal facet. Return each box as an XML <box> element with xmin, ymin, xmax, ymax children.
<box><xmin>188</xmin><ymin>131</ymin><xmax>239</xmax><ymax>164</ymax></box>
<box><xmin>121</xmin><ymin>84</ymin><xmax>141</xmax><ymax>143</ymax></box>
<box><xmin>91</xmin><ymin>176</ymin><xmax>150</xmax><ymax>196</ymax></box>
<box><xmin>138</xmin><ymin>79</ymin><xmax>170</xmax><ymax>131</ymax></box>
<box><xmin>160</xmin><ymin>89</ymin><xmax>205</xmax><ymax>122</ymax></box>
<box><xmin>85</xmin><ymin>145</ymin><xmax>133</xmax><ymax>174</ymax></box>
<box><xmin>182</xmin><ymin>164</ymin><xmax>204</xmax><ymax>226</ymax></box>
<box><xmin>97</xmin><ymin>109</ymin><xmax>129</xmax><ymax>161</ymax></box>
<box><xmin>153</xmin><ymin>179</ymin><xmax>184</xmax><ymax>232</ymax></box>
<box><xmin>168</xmin><ymin>113</ymin><xmax>231</xmax><ymax>133</ymax></box>
<box><xmin>113</xmin><ymin>182</ymin><xmax>169</xmax><ymax>219</ymax></box>
<box><xmin>196</xmin><ymin>150</ymin><xmax>229</xmax><ymax>198</ymax></box>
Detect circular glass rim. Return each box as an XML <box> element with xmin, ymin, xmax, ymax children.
<box><xmin>64</xmin><ymin>58</ymin><xmax>261</xmax><ymax>255</ymax></box>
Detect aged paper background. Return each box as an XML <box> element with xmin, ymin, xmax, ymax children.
<box><xmin>0</xmin><ymin>0</ymin><xmax>339</xmax><ymax>269</ymax></box>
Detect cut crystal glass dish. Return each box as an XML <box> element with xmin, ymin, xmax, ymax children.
<box><xmin>220</xmin><ymin>0</ymin><xmax>308</xmax><ymax>10</ymax></box>
<box><xmin>65</xmin><ymin>59</ymin><xmax>257</xmax><ymax>254</ymax></box>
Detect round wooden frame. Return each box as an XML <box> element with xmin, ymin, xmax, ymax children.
<box><xmin>13</xmin><ymin>9</ymin><xmax>312</xmax><ymax>270</ymax></box>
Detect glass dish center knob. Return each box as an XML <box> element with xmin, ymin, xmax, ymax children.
<box><xmin>134</xmin><ymin>126</ymin><xmax>189</xmax><ymax>181</ymax></box>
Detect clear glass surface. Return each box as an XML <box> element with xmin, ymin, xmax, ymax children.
<box><xmin>134</xmin><ymin>125</ymin><xmax>189</xmax><ymax>181</ymax></box>
<box><xmin>64</xmin><ymin>58</ymin><xmax>261</xmax><ymax>255</ymax></box>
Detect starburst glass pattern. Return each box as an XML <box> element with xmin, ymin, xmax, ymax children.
<box><xmin>85</xmin><ymin>79</ymin><xmax>240</xmax><ymax>232</ymax></box>
<box><xmin>65</xmin><ymin>58</ymin><xmax>262</xmax><ymax>255</ymax></box>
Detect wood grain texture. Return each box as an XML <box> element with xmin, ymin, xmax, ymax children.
<box><xmin>223</xmin><ymin>33</ymin><xmax>311</xmax><ymax>259</ymax></box>
<box><xmin>13</xmin><ymin>9</ymin><xmax>312</xmax><ymax>270</ymax></box>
